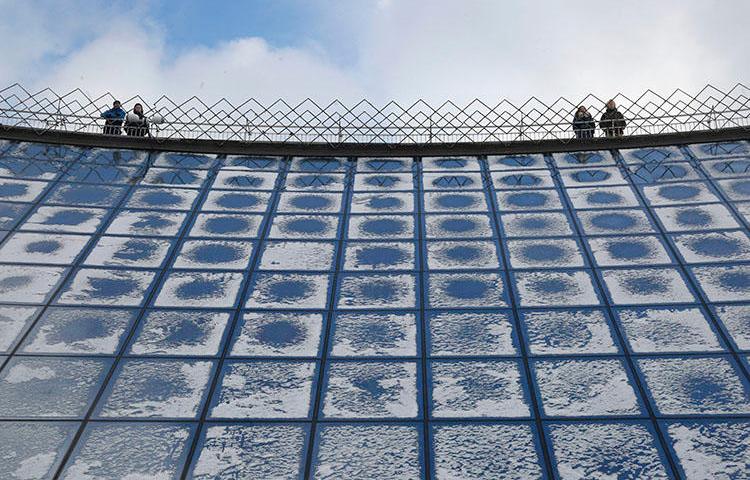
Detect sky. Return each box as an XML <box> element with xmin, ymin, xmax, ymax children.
<box><xmin>0</xmin><ymin>0</ymin><xmax>748</xmax><ymax>106</ymax></box>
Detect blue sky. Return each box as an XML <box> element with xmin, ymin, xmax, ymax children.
<box><xmin>1</xmin><ymin>1</ymin><xmax>748</xmax><ymax>104</ymax></box>
<box><xmin>151</xmin><ymin>2</ymin><xmax>319</xmax><ymax>52</ymax></box>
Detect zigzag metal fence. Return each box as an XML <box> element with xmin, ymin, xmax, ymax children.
<box><xmin>0</xmin><ymin>83</ymin><xmax>749</xmax><ymax>146</ymax></box>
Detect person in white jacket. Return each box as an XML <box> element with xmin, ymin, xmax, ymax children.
<box><xmin>124</xmin><ymin>103</ymin><xmax>149</xmax><ymax>137</ymax></box>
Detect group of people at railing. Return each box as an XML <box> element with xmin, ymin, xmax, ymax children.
<box><xmin>98</xmin><ymin>98</ymin><xmax>628</xmax><ymax>140</ymax></box>
<box><xmin>572</xmin><ymin>99</ymin><xmax>626</xmax><ymax>139</ymax></box>
<box><xmin>100</xmin><ymin>100</ymin><xmax>149</xmax><ymax>136</ymax></box>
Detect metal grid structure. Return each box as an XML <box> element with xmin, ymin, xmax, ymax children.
<box><xmin>1</xmin><ymin>83</ymin><xmax>749</xmax><ymax>146</ymax></box>
<box><xmin>0</xmin><ymin>137</ymin><xmax>749</xmax><ymax>478</ymax></box>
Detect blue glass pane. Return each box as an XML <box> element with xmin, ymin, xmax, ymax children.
<box><xmin>60</xmin><ymin>423</ymin><xmax>195</xmax><ymax>479</ymax></box>
<box><xmin>0</xmin><ymin>421</ymin><xmax>78</xmax><ymax>479</ymax></box>
<box><xmin>546</xmin><ymin>422</ymin><xmax>671</xmax><ymax>478</ymax></box>
<box><xmin>0</xmin><ymin>357</ymin><xmax>111</xmax><ymax>418</ymax></box>
<box><xmin>95</xmin><ymin>359</ymin><xmax>215</xmax><ymax>419</ymax></box>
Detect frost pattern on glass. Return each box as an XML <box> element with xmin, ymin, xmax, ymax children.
<box><xmin>155</xmin><ymin>271</ymin><xmax>244</xmax><ymax>307</ymax></box>
<box><xmin>106</xmin><ymin>210</ymin><xmax>187</xmax><ymax>236</ymax></box>
<box><xmin>424</xmin><ymin>214</ymin><xmax>493</xmax><ymax>239</ymax></box>
<box><xmin>0</xmin><ymin>266</ymin><xmax>66</xmax><ymax>304</ymax></box>
<box><xmin>57</xmin><ymin>268</ymin><xmax>156</xmax><ymax>306</ymax></box>
<box><xmin>190</xmin><ymin>424</ymin><xmax>307</xmax><ymax>480</ymax></box>
<box><xmin>432</xmin><ymin>423</ymin><xmax>543</xmax><ymax>480</ymax></box>
<box><xmin>428</xmin><ymin>311</ymin><xmax>517</xmax><ymax>356</ymax></box>
<box><xmin>567</xmin><ymin>185</ymin><xmax>639</xmax><ymax>209</ymax></box>
<box><xmin>313</xmin><ymin>424</ymin><xmax>421</xmax><ymax>480</ymax></box>
<box><xmin>348</xmin><ymin>214</ymin><xmax>415</xmax><ymax>240</ymax></box>
<box><xmin>654</xmin><ymin>204</ymin><xmax>739</xmax><ymax>232</ymax></box>
<box><xmin>430</xmin><ymin>360</ymin><xmax>529</xmax><ymax>418</ymax></box>
<box><xmin>0</xmin><ymin>232</ymin><xmax>90</xmax><ymax>265</ymax></box>
<box><xmin>172</xmin><ymin>239</ymin><xmax>254</xmax><ymax>270</ymax></box>
<box><xmin>0</xmin><ymin>357</ymin><xmax>110</xmax><ymax>417</ymax></box>
<box><xmin>210</xmin><ymin>361</ymin><xmax>316</xmax><ymax>419</ymax></box>
<box><xmin>0</xmin><ymin>306</ymin><xmax>38</xmax><ymax>351</ymax></box>
<box><xmin>231</xmin><ymin>312</ymin><xmax>323</xmax><ymax>357</ymax></box>
<box><xmin>534</xmin><ymin>359</ymin><xmax>641</xmax><ymax>416</ymax></box>
<box><xmin>128</xmin><ymin>310</ymin><xmax>230</xmax><ymax>356</ymax></box>
<box><xmin>497</xmin><ymin>188</ymin><xmax>563</xmax><ymax>211</ymax></box>
<box><xmin>343</xmin><ymin>241</ymin><xmax>415</xmax><ymax>271</ymax></box>
<box><xmin>337</xmin><ymin>274</ymin><xmax>416</xmax><ymax>309</ymax></box>
<box><xmin>127</xmin><ymin>186</ymin><xmax>198</xmax><ymax>210</ymax></box>
<box><xmin>190</xmin><ymin>213</ymin><xmax>263</xmax><ymax>238</ymax></box>
<box><xmin>202</xmin><ymin>190</ymin><xmax>271</xmax><ymax>213</ymax></box>
<box><xmin>97</xmin><ymin>359</ymin><xmax>213</xmax><ymax>418</ymax></box>
<box><xmin>548</xmin><ymin>422</ymin><xmax>669</xmax><ymax>479</ymax></box>
<box><xmin>246</xmin><ymin>273</ymin><xmax>330</xmax><ymax>309</ymax></box>
<box><xmin>21</xmin><ymin>206</ymin><xmax>106</xmax><ymax>233</ymax></box>
<box><xmin>587</xmin><ymin>235</ymin><xmax>672</xmax><ymax>267</ymax></box>
<box><xmin>268</xmin><ymin>214</ymin><xmax>339</xmax><ymax>240</ymax></box>
<box><xmin>576</xmin><ymin>209</ymin><xmax>654</xmax><ymax>235</ymax></box>
<box><xmin>0</xmin><ymin>421</ymin><xmax>77</xmax><ymax>480</ymax></box>
<box><xmin>424</xmin><ymin>191</ymin><xmax>486</xmax><ymax>212</ymax></box>
<box><xmin>514</xmin><ymin>270</ymin><xmax>599</xmax><ymax>307</ymax></box>
<box><xmin>0</xmin><ymin>178</ymin><xmax>48</xmax><ymax>203</ymax></box>
<box><xmin>60</xmin><ymin>423</ymin><xmax>193</xmax><ymax>480</ymax></box>
<box><xmin>277</xmin><ymin>192</ymin><xmax>342</xmax><ymax>213</ymax></box>
<box><xmin>714</xmin><ymin>305</ymin><xmax>750</xmax><ymax>350</ymax></box>
<box><xmin>331</xmin><ymin>312</ymin><xmax>417</xmax><ymax>356</ymax></box>
<box><xmin>616</xmin><ymin>307</ymin><xmax>722</xmax><ymax>353</ymax></box>
<box><xmin>84</xmin><ymin>236</ymin><xmax>171</xmax><ymax>268</ymax></box>
<box><xmin>666</xmin><ymin>421</ymin><xmax>750</xmax><ymax>479</ymax></box>
<box><xmin>427</xmin><ymin>273</ymin><xmax>507</xmax><ymax>308</ymax></box>
<box><xmin>506</xmin><ymin>238</ymin><xmax>585</xmax><ymax>269</ymax></box>
<box><xmin>259</xmin><ymin>241</ymin><xmax>335</xmax><ymax>271</ymax></box>
<box><xmin>637</xmin><ymin>357</ymin><xmax>750</xmax><ymax>415</ymax></box>
<box><xmin>522</xmin><ymin>309</ymin><xmax>617</xmax><ymax>355</ymax></box>
<box><xmin>601</xmin><ymin>268</ymin><xmax>695</xmax><ymax>305</ymax></box>
<box><xmin>642</xmin><ymin>182</ymin><xmax>719</xmax><ymax>206</ymax></box>
<box><xmin>22</xmin><ymin>307</ymin><xmax>136</xmax><ymax>354</ymax></box>
<box><xmin>350</xmin><ymin>192</ymin><xmax>414</xmax><ymax>214</ymax></box>
<box><xmin>672</xmin><ymin>231</ymin><xmax>750</xmax><ymax>263</ymax></box>
<box><xmin>692</xmin><ymin>265</ymin><xmax>750</xmax><ymax>302</ymax></box>
<box><xmin>322</xmin><ymin>361</ymin><xmax>418</xmax><ymax>418</ymax></box>
<box><xmin>426</xmin><ymin>240</ymin><xmax>500</xmax><ymax>270</ymax></box>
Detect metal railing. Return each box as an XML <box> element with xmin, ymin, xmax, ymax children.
<box><xmin>0</xmin><ymin>83</ymin><xmax>748</xmax><ymax>146</ymax></box>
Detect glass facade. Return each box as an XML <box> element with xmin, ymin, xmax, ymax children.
<box><xmin>0</xmin><ymin>139</ymin><xmax>749</xmax><ymax>478</ymax></box>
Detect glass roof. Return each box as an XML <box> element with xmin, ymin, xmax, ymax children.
<box><xmin>0</xmin><ymin>140</ymin><xmax>749</xmax><ymax>478</ymax></box>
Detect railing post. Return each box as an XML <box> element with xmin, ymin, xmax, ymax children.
<box><xmin>429</xmin><ymin>115</ymin><xmax>433</xmax><ymax>143</ymax></box>
<box><xmin>710</xmin><ymin>104</ymin><xmax>716</xmax><ymax>130</ymax></box>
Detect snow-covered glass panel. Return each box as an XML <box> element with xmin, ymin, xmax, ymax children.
<box><xmin>0</xmin><ymin>140</ymin><xmax>748</xmax><ymax>477</ymax></box>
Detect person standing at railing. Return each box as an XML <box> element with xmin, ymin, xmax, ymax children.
<box><xmin>572</xmin><ymin>106</ymin><xmax>596</xmax><ymax>139</ymax></box>
<box><xmin>100</xmin><ymin>100</ymin><xmax>126</xmax><ymax>135</ymax></box>
<box><xmin>124</xmin><ymin>103</ymin><xmax>149</xmax><ymax>137</ymax></box>
<box><xmin>599</xmin><ymin>99</ymin><xmax>626</xmax><ymax>137</ymax></box>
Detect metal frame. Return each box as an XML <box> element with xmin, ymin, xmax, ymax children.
<box><xmin>1</xmin><ymin>83</ymin><xmax>749</xmax><ymax>147</ymax></box>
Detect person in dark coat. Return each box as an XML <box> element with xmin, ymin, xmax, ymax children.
<box><xmin>100</xmin><ymin>100</ymin><xmax>126</xmax><ymax>135</ymax></box>
<box><xmin>599</xmin><ymin>99</ymin><xmax>626</xmax><ymax>137</ymax></box>
<box><xmin>124</xmin><ymin>103</ymin><xmax>149</xmax><ymax>137</ymax></box>
<box><xmin>572</xmin><ymin>106</ymin><xmax>595</xmax><ymax>139</ymax></box>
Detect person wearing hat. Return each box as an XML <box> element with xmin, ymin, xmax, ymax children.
<box><xmin>572</xmin><ymin>105</ymin><xmax>596</xmax><ymax>139</ymax></box>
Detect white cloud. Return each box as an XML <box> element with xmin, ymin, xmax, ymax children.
<box><xmin>1</xmin><ymin>0</ymin><xmax>748</xmax><ymax>106</ymax></box>
<box><xmin>40</xmin><ymin>24</ymin><xmax>365</xmax><ymax>104</ymax></box>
